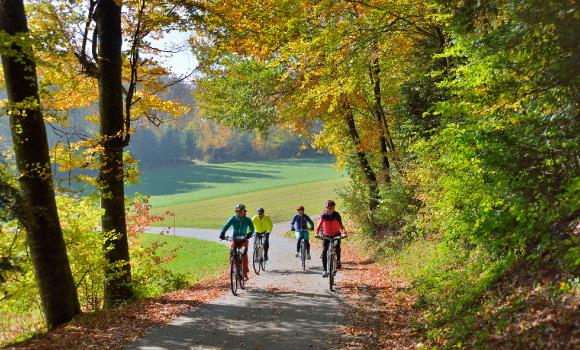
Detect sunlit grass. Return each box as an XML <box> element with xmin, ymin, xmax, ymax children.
<box><xmin>151</xmin><ymin>177</ymin><xmax>349</xmax><ymax>228</ymax></box>
<box><xmin>137</xmin><ymin>233</ymin><xmax>229</xmax><ymax>282</ymax></box>
<box><xmin>127</xmin><ymin>158</ymin><xmax>343</xmax><ymax>208</ymax></box>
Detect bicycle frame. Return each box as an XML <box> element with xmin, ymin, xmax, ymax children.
<box><xmin>253</xmin><ymin>233</ymin><xmax>265</xmax><ymax>274</ymax></box>
<box><xmin>322</xmin><ymin>235</ymin><xmax>341</xmax><ymax>291</ymax></box>
<box><xmin>227</xmin><ymin>237</ymin><xmax>246</xmax><ymax>295</ymax></box>
<box><xmin>300</xmin><ymin>238</ymin><xmax>306</xmax><ymax>270</ymax></box>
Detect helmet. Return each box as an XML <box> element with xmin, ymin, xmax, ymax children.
<box><xmin>235</xmin><ymin>203</ymin><xmax>246</xmax><ymax>211</ymax></box>
<box><xmin>256</xmin><ymin>208</ymin><xmax>265</xmax><ymax>214</ymax></box>
<box><xmin>296</xmin><ymin>205</ymin><xmax>305</xmax><ymax>211</ymax></box>
<box><xmin>324</xmin><ymin>199</ymin><xmax>336</xmax><ymax>208</ymax></box>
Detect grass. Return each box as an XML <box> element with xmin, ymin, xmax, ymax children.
<box><xmin>151</xmin><ymin>177</ymin><xmax>349</xmax><ymax>228</ymax></box>
<box><xmin>126</xmin><ymin>158</ymin><xmax>344</xmax><ymax>209</ymax></box>
<box><xmin>137</xmin><ymin>233</ymin><xmax>229</xmax><ymax>282</ymax></box>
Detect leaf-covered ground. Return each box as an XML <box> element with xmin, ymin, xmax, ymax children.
<box><xmin>338</xmin><ymin>244</ymin><xmax>419</xmax><ymax>349</ymax></box>
<box><xmin>7</xmin><ymin>272</ymin><xmax>229</xmax><ymax>349</ymax></box>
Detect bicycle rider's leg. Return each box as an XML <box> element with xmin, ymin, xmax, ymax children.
<box><xmin>294</xmin><ymin>231</ymin><xmax>301</xmax><ymax>255</ymax></box>
<box><xmin>303</xmin><ymin>230</ymin><xmax>311</xmax><ymax>258</ymax></box>
<box><xmin>264</xmin><ymin>233</ymin><xmax>270</xmax><ymax>260</ymax></box>
<box><xmin>240</xmin><ymin>240</ymin><xmax>250</xmax><ymax>279</ymax></box>
<box><xmin>321</xmin><ymin>237</ymin><xmax>330</xmax><ymax>273</ymax></box>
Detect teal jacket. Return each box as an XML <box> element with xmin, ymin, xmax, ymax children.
<box><xmin>220</xmin><ymin>215</ymin><xmax>255</xmax><ymax>239</ymax></box>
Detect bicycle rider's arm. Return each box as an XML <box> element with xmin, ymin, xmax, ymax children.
<box><xmin>248</xmin><ymin>218</ymin><xmax>255</xmax><ymax>235</ymax></box>
<box><xmin>266</xmin><ymin>216</ymin><xmax>273</xmax><ymax>233</ymax></box>
<box><xmin>306</xmin><ymin>215</ymin><xmax>315</xmax><ymax>230</ymax></box>
<box><xmin>290</xmin><ymin>215</ymin><xmax>296</xmax><ymax>231</ymax></box>
<box><xmin>251</xmin><ymin>215</ymin><xmax>259</xmax><ymax>229</ymax></box>
<box><xmin>315</xmin><ymin>218</ymin><xmax>323</xmax><ymax>235</ymax></box>
<box><xmin>220</xmin><ymin>217</ymin><xmax>234</xmax><ymax>237</ymax></box>
<box><xmin>336</xmin><ymin>212</ymin><xmax>346</xmax><ymax>235</ymax></box>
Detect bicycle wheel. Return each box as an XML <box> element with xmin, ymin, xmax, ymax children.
<box><xmin>301</xmin><ymin>241</ymin><xmax>306</xmax><ymax>270</ymax></box>
<box><xmin>238</xmin><ymin>254</ymin><xmax>246</xmax><ymax>290</ymax></box>
<box><xmin>260</xmin><ymin>237</ymin><xmax>266</xmax><ymax>271</ymax></box>
<box><xmin>329</xmin><ymin>251</ymin><xmax>335</xmax><ymax>291</ymax></box>
<box><xmin>260</xmin><ymin>240</ymin><xmax>267</xmax><ymax>271</ymax></box>
<box><xmin>253</xmin><ymin>244</ymin><xmax>261</xmax><ymax>275</ymax></box>
<box><xmin>230</xmin><ymin>256</ymin><xmax>238</xmax><ymax>296</ymax></box>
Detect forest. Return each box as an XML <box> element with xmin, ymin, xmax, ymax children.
<box><xmin>0</xmin><ymin>0</ymin><xmax>578</xmax><ymax>348</ymax></box>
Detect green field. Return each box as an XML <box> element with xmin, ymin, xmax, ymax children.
<box><xmin>138</xmin><ymin>233</ymin><xmax>229</xmax><ymax>282</ymax></box>
<box><xmin>127</xmin><ymin>158</ymin><xmax>344</xmax><ymax>208</ymax></box>
<box><xmin>126</xmin><ymin>158</ymin><xmax>348</xmax><ymax>228</ymax></box>
<box><xmin>150</xmin><ymin>177</ymin><xmax>348</xmax><ymax>228</ymax></box>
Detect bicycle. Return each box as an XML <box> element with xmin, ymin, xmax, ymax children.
<box><xmin>295</xmin><ymin>229</ymin><xmax>312</xmax><ymax>270</ymax></box>
<box><xmin>224</xmin><ymin>236</ymin><xmax>246</xmax><ymax>295</ymax></box>
<box><xmin>299</xmin><ymin>235</ymin><xmax>306</xmax><ymax>270</ymax></box>
<box><xmin>253</xmin><ymin>232</ymin><xmax>267</xmax><ymax>274</ymax></box>
<box><xmin>317</xmin><ymin>234</ymin><xmax>344</xmax><ymax>291</ymax></box>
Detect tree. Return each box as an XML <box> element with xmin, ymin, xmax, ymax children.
<box><xmin>94</xmin><ymin>0</ymin><xmax>133</xmax><ymax>307</ymax></box>
<box><xmin>129</xmin><ymin>127</ymin><xmax>161</xmax><ymax>167</ymax></box>
<box><xmin>0</xmin><ymin>0</ymin><xmax>80</xmax><ymax>328</ymax></box>
<box><xmin>188</xmin><ymin>1</ymin><xmax>433</xmax><ymax>215</ymax></box>
<box><xmin>160</xmin><ymin>127</ymin><xmax>184</xmax><ymax>165</ymax></box>
<box><xmin>184</xmin><ymin>131</ymin><xmax>197</xmax><ymax>159</ymax></box>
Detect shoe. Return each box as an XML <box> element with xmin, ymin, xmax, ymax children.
<box><xmin>295</xmin><ymin>253</ymin><xmax>299</xmax><ymax>257</ymax></box>
<box><xmin>307</xmin><ymin>253</ymin><xmax>311</xmax><ymax>260</ymax></box>
<box><xmin>337</xmin><ymin>262</ymin><xmax>342</xmax><ymax>269</ymax></box>
<box><xmin>322</xmin><ymin>271</ymin><xmax>329</xmax><ymax>278</ymax></box>
<box><xmin>264</xmin><ymin>256</ymin><xmax>269</xmax><ymax>261</ymax></box>
<box><xmin>243</xmin><ymin>276</ymin><xmax>249</xmax><ymax>281</ymax></box>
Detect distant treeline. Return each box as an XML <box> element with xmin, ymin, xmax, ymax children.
<box><xmin>128</xmin><ymin>122</ymin><xmax>320</xmax><ymax>168</ymax></box>
<box><xmin>0</xmin><ymin>81</ymin><xmax>322</xmax><ymax>172</ymax></box>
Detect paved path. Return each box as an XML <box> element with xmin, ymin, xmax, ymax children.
<box><xmin>128</xmin><ymin>223</ymin><xmax>344</xmax><ymax>350</ymax></box>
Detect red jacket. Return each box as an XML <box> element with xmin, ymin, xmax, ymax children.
<box><xmin>316</xmin><ymin>210</ymin><xmax>344</xmax><ymax>237</ymax></box>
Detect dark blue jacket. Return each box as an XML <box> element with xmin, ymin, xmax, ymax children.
<box><xmin>291</xmin><ymin>214</ymin><xmax>314</xmax><ymax>231</ymax></box>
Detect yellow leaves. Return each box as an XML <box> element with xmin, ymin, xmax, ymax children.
<box><xmin>51</xmin><ymin>140</ymin><xmax>99</xmax><ymax>174</ymax></box>
<box><xmin>195</xmin><ymin>114</ymin><xmax>233</xmax><ymax>152</ymax></box>
<box><xmin>85</xmin><ymin>115</ymin><xmax>100</xmax><ymax>123</ymax></box>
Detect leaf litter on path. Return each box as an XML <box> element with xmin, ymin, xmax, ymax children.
<box><xmin>7</xmin><ymin>272</ymin><xmax>229</xmax><ymax>350</ymax></box>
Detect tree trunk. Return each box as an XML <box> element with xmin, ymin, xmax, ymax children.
<box><xmin>0</xmin><ymin>0</ymin><xmax>80</xmax><ymax>329</ymax></box>
<box><xmin>343</xmin><ymin>102</ymin><xmax>380</xmax><ymax>213</ymax></box>
<box><xmin>369</xmin><ymin>57</ymin><xmax>396</xmax><ymax>183</ymax></box>
<box><xmin>95</xmin><ymin>0</ymin><xmax>133</xmax><ymax>307</ymax></box>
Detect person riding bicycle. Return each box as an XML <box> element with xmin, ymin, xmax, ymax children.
<box><xmin>251</xmin><ymin>208</ymin><xmax>273</xmax><ymax>261</ymax></box>
<box><xmin>315</xmin><ymin>199</ymin><xmax>346</xmax><ymax>277</ymax></box>
<box><xmin>291</xmin><ymin>205</ymin><xmax>314</xmax><ymax>260</ymax></box>
<box><xmin>219</xmin><ymin>204</ymin><xmax>255</xmax><ymax>281</ymax></box>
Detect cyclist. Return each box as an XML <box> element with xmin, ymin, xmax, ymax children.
<box><xmin>219</xmin><ymin>204</ymin><xmax>255</xmax><ymax>281</ymax></box>
<box><xmin>251</xmin><ymin>208</ymin><xmax>273</xmax><ymax>261</ymax></box>
<box><xmin>315</xmin><ymin>199</ymin><xmax>346</xmax><ymax>277</ymax></box>
<box><xmin>291</xmin><ymin>205</ymin><xmax>314</xmax><ymax>260</ymax></box>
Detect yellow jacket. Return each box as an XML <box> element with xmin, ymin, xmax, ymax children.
<box><xmin>251</xmin><ymin>214</ymin><xmax>273</xmax><ymax>233</ymax></box>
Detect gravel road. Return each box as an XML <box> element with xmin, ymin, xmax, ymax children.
<box><xmin>127</xmin><ymin>223</ymin><xmax>345</xmax><ymax>350</ymax></box>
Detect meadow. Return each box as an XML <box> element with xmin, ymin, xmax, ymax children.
<box><xmin>127</xmin><ymin>158</ymin><xmax>348</xmax><ymax>228</ymax></box>
<box><xmin>137</xmin><ymin>234</ymin><xmax>229</xmax><ymax>282</ymax></box>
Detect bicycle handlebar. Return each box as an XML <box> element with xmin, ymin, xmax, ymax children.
<box><xmin>222</xmin><ymin>236</ymin><xmax>247</xmax><ymax>241</ymax></box>
<box><xmin>315</xmin><ymin>233</ymin><xmax>347</xmax><ymax>239</ymax></box>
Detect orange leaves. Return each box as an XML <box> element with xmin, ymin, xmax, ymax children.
<box><xmin>126</xmin><ymin>196</ymin><xmax>166</xmax><ymax>238</ymax></box>
<box><xmin>339</xmin><ymin>243</ymin><xmax>419</xmax><ymax>349</ymax></box>
<box><xmin>14</xmin><ymin>272</ymin><xmax>229</xmax><ymax>349</ymax></box>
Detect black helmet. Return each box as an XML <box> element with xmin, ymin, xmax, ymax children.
<box><xmin>235</xmin><ymin>203</ymin><xmax>246</xmax><ymax>211</ymax></box>
<box><xmin>324</xmin><ymin>199</ymin><xmax>336</xmax><ymax>208</ymax></box>
<box><xmin>256</xmin><ymin>208</ymin><xmax>265</xmax><ymax>214</ymax></box>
